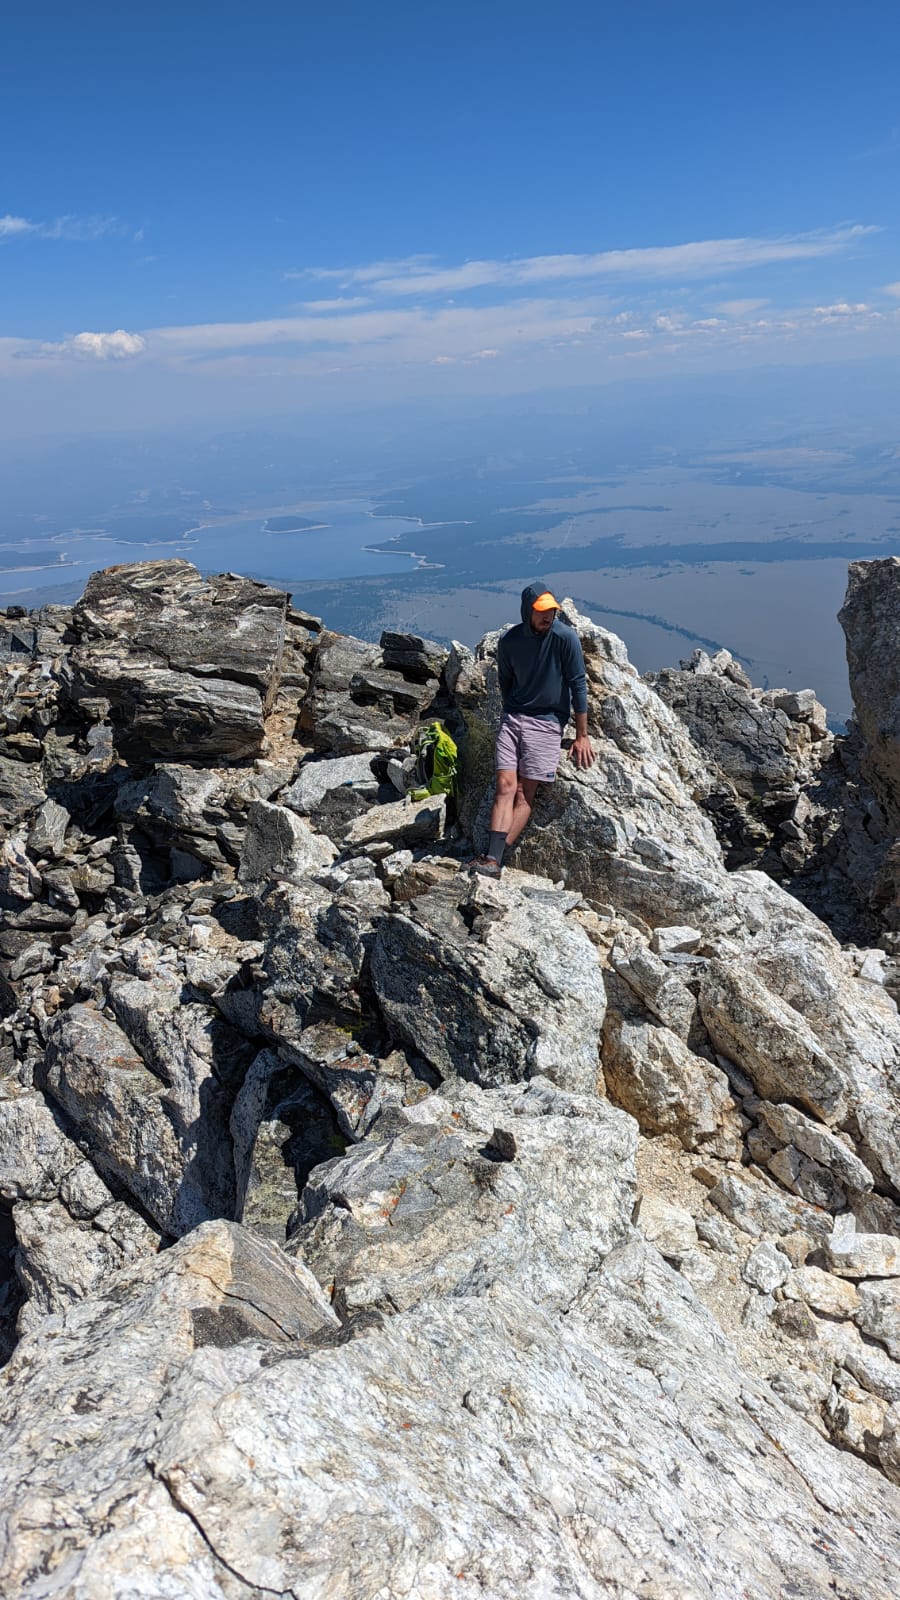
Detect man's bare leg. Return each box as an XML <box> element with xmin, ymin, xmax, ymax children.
<box><xmin>505</xmin><ymin>776</ymin><xmax>539</xmax><ymax>848</ymax></box>
<box><xmin>488</xmin><ymin>769</ymin><xmax>518</xmax><ymax>836</ymax></box>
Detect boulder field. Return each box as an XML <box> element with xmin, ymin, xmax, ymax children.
<box><xmin>3</xmin><ymin>557</ymin><xmax>900</xmax><ymax>1597</ymax></box>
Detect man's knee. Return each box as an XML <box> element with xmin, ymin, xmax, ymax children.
<box><xmin>495</xmin><ymin>769</ymin><xmax>517</xmax><ymax>799</ymax></box>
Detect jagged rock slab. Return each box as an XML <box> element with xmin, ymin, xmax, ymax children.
<box><xmin>841</xmin><ymin>557</ymin><xmax>900</xmax><ymax>824</ymax></box>
<box><xmin>42</xmin><ymin>995</ymin><xmax>247</xmax><ymax>1237</ymax></box>
<box><xmin>372</xmin><ymin>876</ymin><xmax>606</xmax><ymax>1093</ymax></box>
<box><xmin>237</xmin><ymin>798</ymin><xmax>336</xmax><ymax>886</ymax></box>
<box><xmin>281</xmin><ymin>751</ymin><xmax>381</xmax><ymax>814</ymax></box>
<box><xmin>67</xmin><ymin>559</ymin><xmax>288</xmax><ymax>758</ymax></box>
<box><xmin>301</xmin><ymin>629</ymin><xmax>437</xmax><ymax>753</ymax></box>
<box><xmin>292</xmin><ymin>1077</ymin><xmax>637</xmax><ymax>1315</ymax></box>
<box><xmin>651</xmin><ymin>650</ymin><xmax>827</xmax><ymax>801</ymax></box>
<box><xmin>0</xmin><ymin>1221</ymin><xmax>338</xmax><ymax>1599</ymax></box>
<box><xmin>3</xmin><ymin>1195</ymin><xmax>900</xmax><ymax>1598</ymax></box>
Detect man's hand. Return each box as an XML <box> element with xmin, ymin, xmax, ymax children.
<box><xmin>569</xmin><ymin>734</ymin><xmax>595</xmax><ymax>769</ymax></box>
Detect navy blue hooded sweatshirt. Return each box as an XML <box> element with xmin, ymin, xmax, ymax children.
<box><xmin>497</xmin><ymin>584</ymin><xmax>588</xmax><ymax>729</ymax></box>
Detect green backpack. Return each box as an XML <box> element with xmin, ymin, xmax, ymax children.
<box><xmin>409</xmin><ymin>720</ymin><xmax>458</xmax><ymax>801</ymax></box>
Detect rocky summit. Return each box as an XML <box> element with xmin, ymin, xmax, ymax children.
<box><xmin>4</xmin><ymin>556</ymin><xmax>900</xmax><ymax>1598</ymax></box>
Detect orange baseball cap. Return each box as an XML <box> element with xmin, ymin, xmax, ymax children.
<box><xmin>531</xmin><ymin>591</ymin><xmax>560</xmax><ymax>611</ymax></box>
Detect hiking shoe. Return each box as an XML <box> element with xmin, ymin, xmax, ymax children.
<box><xmin>469</xmin><ymin>854</ymin><xmax>502</xmax><ymax>879</ymax></box>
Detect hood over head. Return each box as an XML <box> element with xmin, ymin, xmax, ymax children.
<box><xmin>520</xmin><ymin>584</ymin><xmax>560</xmax><ymax>625</ymax></box>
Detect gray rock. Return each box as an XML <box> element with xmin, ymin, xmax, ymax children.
<box><xmin>301</xmin><ymin>629</ymin><xmax>436</xmax><ymax>753</ymax></box>
<box><xmin>784</xmin><ymin>1265</ymin><xmax>860</xmax><ymax>1318</ymax></box>
<box><xmin>26</xmin><ymin>798</ymin><xmax>69</xmax><ymax>859</ymax></box>
<box><xmin>372</xmin><ymin>877</ymin><xmax>606</xmax><ymax>1094</ymax></box>
<box><xmin>69</xmin><ymin>559</ymin><xmax>287</xmax><ymax>759</ymax></box>
<box><xmin>609</xmin><ymin>931</ymin><xmax>697</xmax><ymax>1038</ymax></box>
<box><xmin>651</xmin><ymin>923</ymin><xmax>703</xmax><ymax>956</ymax></box>
<box><xmin>0</xmin><ymin>1220</ymin><xmax>339</xmax><ymax>1598</ymax></box>
<box><xmin>699</xmin><ymin>959</ymin><xmax>848</xmax><ymax>1123</ymax></box>
<box><xmin>43</xmin><ymin>1002</ymin><xmax>225</xmax><ymax>1236</ymax></box>
<box><xmin>708</xmin><ymin>1171</ymin><xmax>832</xmax><ymax>1240</ymax></box>
<box><xmin>856</xmin><ymin>1280</ymin><xmax>900</xmax><ymax>1360</ymax></box>
<box><xmin>237</xmin><ymin>798</ymin><xmax>336</xmax><ymax>886</ymax></box>
<box><xmin>342</xmin><ymin>791</ymin><xmax>446</xmax><ymax>849</ymax></box>
<box><xmin>255</xmin><ymin>875</ymin><xmax>385</xmax><ymax>1040</ymax></box>
<box><xmin>742</xmin><ymin>1240</ymin><xmax>791</xmax><ymax>1294</ymax></box>
<box><xmin>635</xmin><ymin>1194</ymin><xmax>697</xmax><ymax>1259</ymax></box>
<box><xmin>767</xmin><ymin>1146</ymin><xmax>847</xmax><ymax>1213</ymax></box>
<box><xmin>230</xmin><ymin>1049</ymin><xmax>344</xmax><ymax>1240</ymax></box>
<box><xmin>840</xmin><ymin>557</ymin><xmax>900</xmax><ymax>824</ymax></box>
<box><xmin>0</xmin><ymin>756</ymin><xmax>46</xmax><ymax>827</ymax></box>
<box><xmin>817</xmin><ymin>1317</ymin><xmax>900</xmax><ymax>1404</ymax></box>
<box><xmin>651</xmin><ymin>657</ymin><xmax>823</xmax><ymax>800</ymax></box>
<box><xmin>602</xmin><ymin>999</ymin><xmax>742</xmax><ymax>1156</ymax></box>
<box><xmin>13</xmin><ymin>1195</ymin><xmax>159</xmax><ymax>1330</ymax></box>
<box><xmin>825</xmin><ymin>1231</ymin><xmax>900</xmax><ymax>1279</ymax></box>
<box><xmin>757</xmin><ymin>1099</ymin><xmax>873</xmax><ymax>1193</ymax></box>
<box><xmin>281</xmin><ymin>752</ymin><xmax>380</xmax><ymax>813</ymax></box>
<box><xmin>292</xmin><ymin>1077</ymin><xmax>638</xmax><ymax>1315</ymax></box>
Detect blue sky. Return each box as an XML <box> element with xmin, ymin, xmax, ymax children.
<box><xmin>2</xmin><ymin>0</ymin><xmax>899</xmax><ymax>435</ymax></box>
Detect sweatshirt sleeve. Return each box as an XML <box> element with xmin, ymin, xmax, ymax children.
<box><xmin>497</xmin><ymin>633</ymin><xmax>513</xmax><ymax>704</ymax></box>
<box><xmin>564</xmin><ymin>632</ymin><xmax>588</xmax><ymax>715</ymax></box>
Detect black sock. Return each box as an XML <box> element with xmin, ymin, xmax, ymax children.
<box><xmin>487</xmin><ymin>831</ymin><xmax>507</xmax><ymax>866</ymax></box>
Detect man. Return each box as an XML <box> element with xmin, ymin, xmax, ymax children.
<box><xmin>471</xmin><ymin>584</ymin><xmax>595</xmax><ymax>878</ymax></box>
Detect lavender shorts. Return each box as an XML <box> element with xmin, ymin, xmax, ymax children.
<box><xmin>495</xmin><ymin>712</ymin><xmax>562</xmax><ymax>783</ymax></box>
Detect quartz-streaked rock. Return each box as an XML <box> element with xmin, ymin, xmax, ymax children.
<box><xmin>281</xmin><ymin>751</ymin><xmax>380</xmax><ymax>814</ymax></box>
<box><xmin>784</xmin><ymin>1265</ymin><xmax>860</xmax><ymax>1318</ymax></box>
<box><xmin>699</xmin><ymin>959</ymin><xmax>847</xmax><ymax>1123</ymax></box>
<box><xmin>292</xmin><ymin>1077</ymin><xmax>638</xmax><ymax>1316</ymax></box>
<box><xmin>237</xmin><ymin>797</ymin><xmax>336</xmax><ymax>886</ymax></box>
<box><xmin>0</xmin><ymin>1220</ymin><xmax>339</xmax><ymax>1597</ymax></box>
<box><xmin>635</xmin><ymin>1194</ymin><xmax>697</xmax><ymax>1259</ymax></box>
<box><xmin>371</xmin><ymin>877</ymin><xmax>606</xmax><ymax>1095</ymax></box>
<box><xmin>757</xmin><ymin>1099</ymin><xmax>873</xmax><ymax>1193</ymax></box>
<box><xmin>4</xmin><ymin>1202</ymin><xmax>900</xmax><ymax>1600</ymax></box>
<box><xmin>601</xmin><ymin>1001</ymin><xmax>741</xmax><ymax>1156</ymax></box>
<box><xmin>856</xmin><ymin>1280</ymin><xmax>900</xmax><ymax>1359</ymax></box>
<box><xmin>824</xmin><ymin>1231</ymin><xmax>900</xmax><ymax>1279</ymax></box>
<box><xmin>743</xmin><ymin>1240</ymin><xmax>792</xmax><ymax>1294</ymax></box>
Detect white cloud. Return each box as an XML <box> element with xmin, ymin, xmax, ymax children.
<box><xmin>306</xmin><ymin>225</ymin><xmax>876</xmax><ymax>298</ymax></box>
<box><xmin>16</xmin><ymin>329</ymin><xmax>147</xmax><ymax>361</ymax></box>
<box><xmin>297</xmin><ymin>296</ymin><xmax>372</xmax><ymax>312</ymax></box>
<box><xmin>69</xmin><ymin>330</ymin><xmax>146</xmax><ymax>359</ymax></box>
<box><xmin>0</xmin><ymin>213</ymin><xmax>124</xmax><ymax>242</ymax></box>
<box><xmin>0</xmin><ymin>215</ymin><xmax>36</xmax><ymax>237</ymax></box>
<box><xmin>286</xmin><ymin>255</ymin><xmax>433</xmax><ymax>283</ymax></box>
<box><xmin>882</xmin><ymin>281</ymin><xmax>900</xmax><ymax>298</ymax></box>
<box><xmin>714</xmin><ymin>298</ymin><xmax>770</xmax><ymax>316</ymax></box>
<box><xmin>813</xmin><ymin>301</ymin><xmax>873</xmax><ymax>318</ymax></box>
